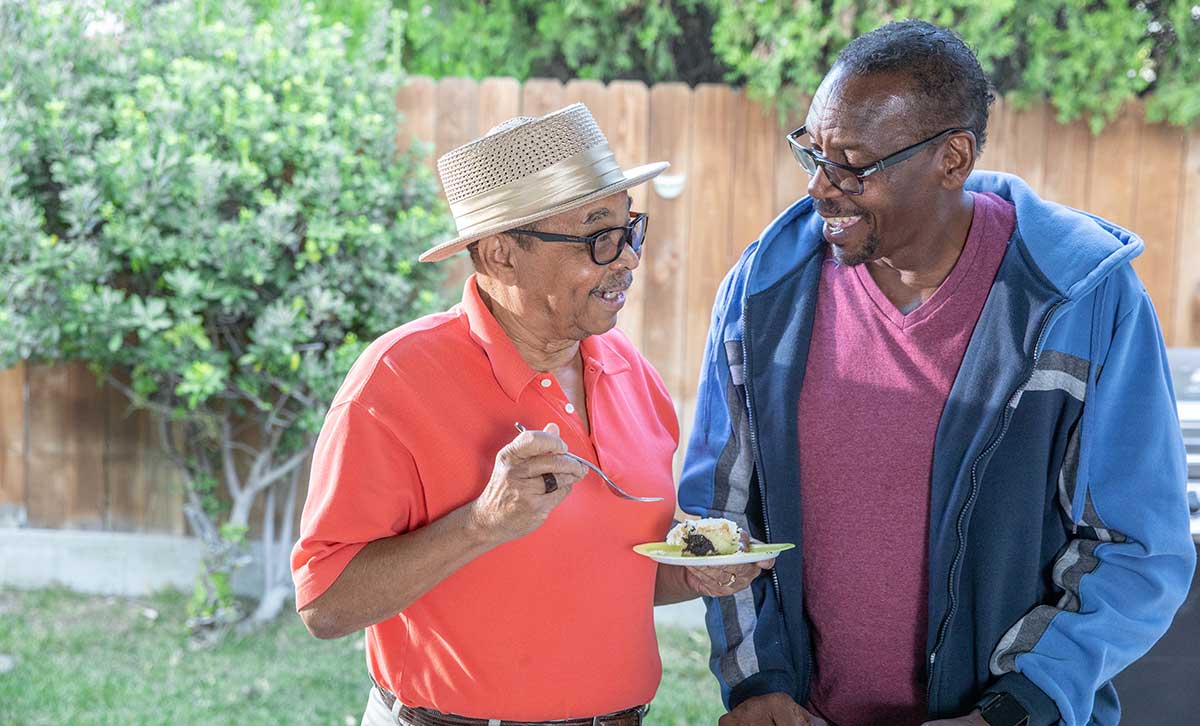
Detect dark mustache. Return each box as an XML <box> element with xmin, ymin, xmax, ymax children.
<box><xmin>814</xmin><ymin>202</ymin><xmax>862</xmax><ymax>218</ymax></box>
<box><xmin>594</xmin><ymin>274</ymin><xmax>633</xmax><ymax>293</ymax></box>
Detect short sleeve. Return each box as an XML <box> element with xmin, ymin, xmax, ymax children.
<box><xmin>290</xmin><ymin>400</ymin><xmax>426</xmax><ymax>610</ymax></box>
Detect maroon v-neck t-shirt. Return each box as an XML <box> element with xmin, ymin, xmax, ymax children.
<box><xmin>797</xmin><ymin>192</ymin><xmax>1016</xmax><ymax>726</ymax></box>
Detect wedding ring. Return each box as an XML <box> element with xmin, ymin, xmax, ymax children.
<box><xmin>725</xmin><ymin>573</ymin><xmax>736</xmax><ymax>587</ymax></box>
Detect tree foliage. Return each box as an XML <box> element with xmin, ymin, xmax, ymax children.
<box><xmin>708</xmin><ymin>0</ymin><xmax>1200</xmax><ymax>131</ymax></box>
<box><xmin>287</xmin><ymin>0</ymin><xmax>1200</xmax><ymax>132</ymax></box>
<box><xmin>0</xmin><ymin>0</ymin><xmax>449</xmax><ymax>630</ymax></box>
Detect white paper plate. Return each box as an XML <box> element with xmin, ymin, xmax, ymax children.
<box><xmin>632</xmin><ymin>542</ymin><xmax>794</xmax><ymax>567</ymax></box>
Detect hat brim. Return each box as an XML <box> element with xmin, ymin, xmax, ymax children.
<box><xmin>418</xmin><ymin>161</ymin><xmax>670</xmax><ymax>263</ymax></box>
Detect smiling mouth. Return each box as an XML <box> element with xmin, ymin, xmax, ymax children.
<box><xmin>593</xmin><ymin>288</ymin><xmax>628</xmax><ymax>301</ymax></box>
<box><xmin>822</xmin><ymin>215</ymin><xmax>863</xmax><ymax>235</ymax></box>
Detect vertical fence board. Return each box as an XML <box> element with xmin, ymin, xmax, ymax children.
<box><xmin>25</xmin><ymin>364</ymin><xmax>71</xmax><ymax>528</ymax></box>
<box><xmin>395</xmin><ymin>76</ymin><xmax>437</xmax><ymax>171</ymax></box>
<box><xmin>683</xmin><ymin>85</ymin><xmax>738</xmax><ymax>436</ymax></box>
<box><xmin>643</xmin><ymin>83</ymin><xmax>694</xmax><ymax>477</ymax></box>
<box><xmin>562</xmin><ymin>79</ymin><xmax>609</xmax><ymax>119</ymax></box>
<box><xmin>0</xmin><ymin>364</ymin><xmax>26</xmax><ymax>524</ymax></box>
<box><xmin>1173</xmin><ymin>128</ymin><xmax>1200</xmax><ymax>346</ymax></box>
<box><xmin>432</xmin><ymin>78</ymin><xmax>481</xmax><ymax>299</ymax></box>
<box><xmin>608</xmin><ymin>81</ymin><xmax>651</xmax><ymax>350</ymax></box>
<box><xmin>774</xmin><ymin>100</ymin><xmax>811</xmax><ymax>218</ymax></box>
<box><xmin>478</xmin><ymin>76</ymin><xmax>521</xmax><ymax>133</ymax></box>
<box><xmin>1040</xmin><ymin>115</ymin><xmax>1093</xmax><ymax>210</ymax></box>
<box><xmin>1088</xmin><ymin>102</ymin><xmax>1142</xmax><ymax>232</ymax></box>
<box><xmin>26</xmin><ymin>363</ymin><xmax>105</xmax><ymax>529</ymax></box>
<box><xmin>103</xmin><ymin>382</ymin><xmax>143</xmax><ymax>532</ymax></box>
<box><xmin>140</xmin><ymin>421</ymin><xmax>186</xmax><ymax>535</ymax></box>
<box><xmin>1009</xmin><ymin>103</ymin><xmax>1049</xmax><ymax>194</ymax></box>
<box><xmin>67</xmin><ymin>365</ymin><xmax>107</xmax><ymax>528</ymax></box>
<box><xmin>980</xmin><ymin>97</ymin><xmax>1011</xmax><ymax>174</ymax></box>
<box><xmin>1132</xmin><ymin>119</ymin><xmax>1187</xmax><ymax>342</ymax></box>
<box><xmin>729</xmin><ymin>91</ymin><xmax>777</xmax><ymax>269</ymax></box>
<box><xmin>521</xmin><ymin>78</ymin><xmax>565</xmax><ymax>118</ymax></box>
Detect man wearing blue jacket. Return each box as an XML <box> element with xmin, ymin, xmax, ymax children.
<box><xmin>678</xmin><ymin>20</ymin><xmax>1196</xmax><ymax>726</ymax></box>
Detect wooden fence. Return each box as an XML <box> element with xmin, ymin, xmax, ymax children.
<box><xmin>3</xmin><ymin>77</ymin><xmax>1199</xmax><ymax>536</ymax></box>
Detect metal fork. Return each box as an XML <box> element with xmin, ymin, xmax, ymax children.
<box><xmin>514</xmin><ymin>423</ymin><xmax>663</xmax><ymax>503</ymax></box>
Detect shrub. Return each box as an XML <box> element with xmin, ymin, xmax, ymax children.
<box><xmin>0</xmin><ymin>0</ymin><xmax>450</xmax><ymax>630</ymax></box>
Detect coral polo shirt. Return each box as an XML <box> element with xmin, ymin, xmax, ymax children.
<box><xmin>291</xmin><ymin>276</ymin><xmax>679</xmax><ymax>721</ymax></box>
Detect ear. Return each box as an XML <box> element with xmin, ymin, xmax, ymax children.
<box><xmin>474</xmin><ymin>234</ymin><xmax>519</xmax><ymax>285</ymax></box>
<box><xmin>940</xmin><ymin>131</ymin><xmax>977</xmax><ymax>190</ymax></box>
<box><xmin>936</xmin><ymin>130</ymin><xmax>974</xmax><ymax>190</ymax></box>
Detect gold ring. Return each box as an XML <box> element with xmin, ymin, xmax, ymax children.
<box><xmin>725</xmin><ymin>574</ymin><xmax>736</xmax><ymax>587</ymax></box>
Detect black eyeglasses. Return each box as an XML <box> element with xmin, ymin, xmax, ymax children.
<box><xmin>509</xmin><ymin>211</ymin><xmax>648</xmax><ymax>265</ymax></box>
<box><xmin>786</xmin><ymin>125</ymin><xmax>972</xmax><ymax>195</ymax></box>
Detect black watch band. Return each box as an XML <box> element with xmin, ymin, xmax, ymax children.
<box><xmin>980</xmin><ymin>692</ymin><xmax>1030</xmax><ymax>726</ymax></box>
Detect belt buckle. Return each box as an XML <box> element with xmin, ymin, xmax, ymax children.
<box><xmin>592</xmin><ymin>705</ymin><xmax>645</xmax><ymax>726</ymax></box>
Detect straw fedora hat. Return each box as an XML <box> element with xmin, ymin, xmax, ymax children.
<box><xmin>419</xmin><ymin>103</ymin><xmax>669</xmax><ymax>263</ymax></box>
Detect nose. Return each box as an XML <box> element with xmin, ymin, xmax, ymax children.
<box><xmin>611</xmin><ymin>237</ymin><xmax>641</xmax><ymax>272</ymax></box>
<box><xmin>806</xmin><ymin>165</ymin><xmax>843</xmax><ymax>202</ymax></box>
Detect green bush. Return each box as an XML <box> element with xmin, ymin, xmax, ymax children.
<box><xmin>254</xmin><ymin>0</ymin><xmax>726</xmax><ymax>85</ymax></box>
<box><xmin>709</xmin><ymin>0</ymin><xmax>1199</xmax><ymax>131</ymax></box>
<box><xmin>0</xmin><ymin>0</ymin><xmax>450</xmax><ymax>626</ymax></box>
<box><xmin>284</xmin><ymin>0</ymin><xmax>1200</xmax><ymax>132</ymax></box>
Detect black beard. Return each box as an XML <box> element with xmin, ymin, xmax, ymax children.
<box><xmin>830</xmin><ymin>232</ymin><xmax>881</xmax><ymax>267</ymax></box>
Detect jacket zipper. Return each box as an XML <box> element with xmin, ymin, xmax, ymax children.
<box><xmin>926</xmin><ymin>299</ymin><xmax>1066</xmax><ymax>704</ymax></box>
<box><xmin>741</xmin><ymin>304</ymin><xmax>812</xmax><ymax>693</ymax></box>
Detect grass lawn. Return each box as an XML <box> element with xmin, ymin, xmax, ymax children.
<box><xmin>0</xmin><ymin>588</ymin><xmax>724</xmax><ymax>726</ymax></box>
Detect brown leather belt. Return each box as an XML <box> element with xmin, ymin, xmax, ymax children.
<box><xmin>371</xmin><ymin>681</ymin><xmax>646</xmax><ymax>726</ymax></box>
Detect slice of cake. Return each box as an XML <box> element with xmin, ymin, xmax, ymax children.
<box><xmin>666</xmin><ymin>518</ymin><xmax>747</xmax><ymax>556</ymax></box>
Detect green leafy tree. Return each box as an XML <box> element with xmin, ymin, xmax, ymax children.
<box><xmin>286</xmin><ymin>1</ymin><xmax>1200</xmax><ymax>132</ymax></box>
<box><xmin>253</xmin><ymin>0</ymin><xmax>728</xmax><ymax>85</ymax></box>
<box><xmin>709</xmin><ymin>0</ymin><xmax>1199</xmax><ymax>132</ymax></box>
<box><xmin>0</xmin><ymin>0</ymin><xmax>449</xmax><ymax>632</ymax></box>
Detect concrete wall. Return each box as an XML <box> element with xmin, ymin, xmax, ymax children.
<box><xmin>0</xmin><ymin>527</ymin><xmax>707</xmax><ymax>628</ymax></box>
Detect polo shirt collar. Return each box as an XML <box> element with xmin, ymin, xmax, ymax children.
<box><xmin>461</xmin><ymin>276</ymin><xmax>633</xmax><ymax>400</ymax></box>
<box><xmin>462</xmin><ymin>276</ymin><xmax>539</xmax><ymax>401</ymax></box>
<box><xmin>580</xmin><ymin>329</ymin><xmax>631</xmax><ymax>376</ymax></box>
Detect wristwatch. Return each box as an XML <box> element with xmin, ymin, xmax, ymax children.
<box><xmin>979</xmin><ymin>692</ymin><xmax>1030</xmax><ymax>726</ymax></box>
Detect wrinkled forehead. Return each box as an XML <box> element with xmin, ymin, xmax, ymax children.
<box><xmin>807</xmin><ymin>68</ymin><xmax>924</xmax><ymax>148</ymax></box>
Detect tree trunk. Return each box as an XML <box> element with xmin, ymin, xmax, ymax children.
<box><xmin>243</xmin><ymin>451</ymin><xmax>308</xmax><ymax>628</ymax></box>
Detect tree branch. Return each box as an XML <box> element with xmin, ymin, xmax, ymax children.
<box><xmin>105</xmin><ymin>374</ymin><xmax>176</xmax><ymax>418</ymax></box>
<box><xmin>249</xmin><ymin>441</ymin><xmax>312</xmax><ymax>496</ymax></box>
<box><xmin>277</xmin><ymin>465</ymin><xmax>301</xmax><ymax>585</ymax></box>
<box><xmin>220</xmin><ymin>416</ymin><xmax>243</xmax><ymax>499</ymax></box>
<box><xmin>261</xmin><ymin>482</ymin><xmax>277</xmax><ymax>600</ymax></box>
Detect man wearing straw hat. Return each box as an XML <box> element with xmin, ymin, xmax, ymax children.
<box><xmin>291</xmin><ymin>103</ymin><xmax>771</xmax><ymax>726</ymax></box>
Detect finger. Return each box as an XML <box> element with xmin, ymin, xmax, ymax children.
<box><xmin>757</xmin><ymin>557</ymin><xmax>776</xmax><ymax>570</ymax></box>
<box><xmin>515</xmin><ymin>453</ymin><xmax>589</xmax><ymax>481</ymax></box>
<box><xmin>542</xmin><ymin>422</ymin><xmax>559</xmax><ymax>436</ymax></box>
<box><xmin>503</xmin><ymin>428</ymin><xmax>568</xmax><ymax>460</ymax></box>
<box><xmin>541</xmin><ymin>479</ymin><xmax>576</xmax><ymax>508</ymax></box>
<box><xmin>685</xmin><ymin>566</ymin><xmax>726</xmax><ymax>589</ymax></box>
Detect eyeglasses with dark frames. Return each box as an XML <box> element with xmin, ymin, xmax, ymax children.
<box><xmin>509</xmin><ymin>211</ymin><xmax>648</xmax><ymax>266</ymax></box>
<box><xmin>786</xmin><ymin>125</ymin><xmax>973</xmax><ymax>195</ymax></box>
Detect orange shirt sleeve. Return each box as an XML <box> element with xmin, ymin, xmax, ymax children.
<box><xmin>291</xmin><ymin>399</ymin><xmax>426</xmax><ymax>610</ymax></box>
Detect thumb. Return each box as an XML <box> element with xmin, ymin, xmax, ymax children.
<box><xmin>543</xmin><ymin>422</ymin><xmax>560</xmax><ymax>436</ymax></box>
